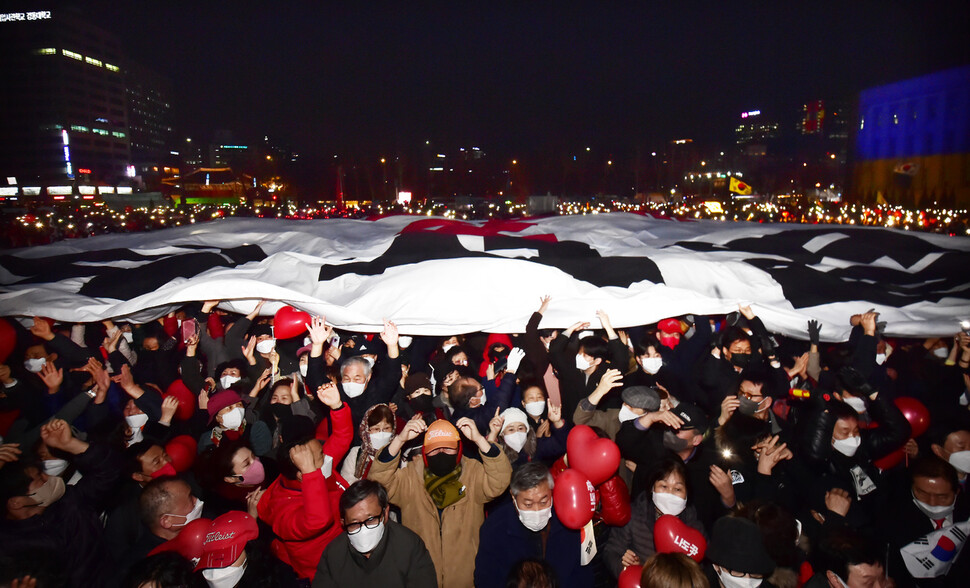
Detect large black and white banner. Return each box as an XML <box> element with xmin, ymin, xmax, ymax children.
<box><xmin>1</xmin><ymin>213</ymin><xmax>968</xmax><ymax>340</ymax></box>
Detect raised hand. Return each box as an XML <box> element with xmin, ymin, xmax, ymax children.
<box><xmin>860</xmin><ymin>310</ymin><xmax>878</xmax><ymax>336</ymax></box>
<box><xmin>379</xmin><ymin>319</ymin><xmax>399</xmax><ymax>348</ymax></box>
<box><xmin>29</xmin><ymin>317</ymin><xmax>54</xmax><ymax>341</ymax></box>
<box><xmin>487</xmin><ymin>407</ymin><xmax>504</xmax><ymax>443</ymax></box>
<box><xmin>709</xmin><ymin>465</ymin><xmax>736</xmax><ymax>507</ymax></box>
<box><xmin>160</xmin><ymin>396</ymin><xmax>180</xmax><ymax>424</ymax></box>
<box><xmin>246</xmin><ymin>488</ymin><xmax>266</xmax><ymax>518</ymax></box>
<box><xmin>718</xmin><ymin>395</ymin><xmax>740</xmax><ymax>426</ymax></box>
<box><xmin>825</xmin><ymin>487</ymin><xmax>851</xmax><ymax>517</ymax></box>
<box><xmin>548</xmin><ymin>404</ymin><xmax>563</xmax><ymax>425</ymax></box>
<box><xmin>0</xmin><ymin>443</ymin><xmax>22</xmax><ymax>470</ymax></box>
<box><xmin>505</xmin><ymin>347</ymin><xmax>526</xmax><ymax>374</ymax></box>
<box><xmin>241</xmin><ymin>336</ymin><xmax>257</xmax><ymax>364</ymax></box>
<box><xmin>38</xmin><ymin>362</ymin><xmax>63</xmax><ymax>393</ymax></box>
<box><xmin>103</xmin><ymin>328</ymin><xmax>123</xmax><ymax>353</ymax></box>
<box><xmin>641</xmin><ymin>409</ymin><xmax>684</xmax><ymax>430</ymax></box>
<box><xmin>807</xmin><ymin>320</ymin><xmax>821</xmax><ymax>346</ymax></box>
<box><xmin>756</xmin><ymin>435</ymin><xmax>793</xmax><ymax>475</ymax></box>
<box><xmin>538</xmin><ymin>295</ymin><xmax>551</xmax><ymax>315</ymax></box>
<box><xmin>306</xmin><ymin>316</ymin><xmax>332</xmax><ymax>347</ymax></box>
<box><xmin>590</xmin><ymin>368</ymin><xmax>623</xmax><ymax>403</ymax></box>
<box><xmin>536</xmin><ymin>419</ymin><xmax>551</xmax><ymax>438</ymax></box>
<box><xmin>316</xmin><ymin>382</ymin><xmax>342</xmax><ymax>409</ymax></box>
<box><xmin>289</xmin><ymin>444</ymin><xmax>318</xmax><ymax>475</ymax></box>
<box><xmin>738</xmin><ymin>304</ymin><xmax>756</xmax><ymax>320</ymax></box>
<box><xmin>40</xmin><ymin>419</ymin><xmax>74</xmax><ymax>452</ymax></box>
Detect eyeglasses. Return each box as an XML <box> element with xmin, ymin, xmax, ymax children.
<box><xmin>739</xmin><ymin>391</ymin><xmax>764</xmax><ymax>401</ymax></box>
<box><xmin>345</xmin><ymin>513</ymin><xmax>383</xmax><ymax>534</ymax></box>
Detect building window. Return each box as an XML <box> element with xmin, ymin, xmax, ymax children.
<box><xmin>62</xmin><ymin>49</ymin><xmax>83</xmax><ymax>61</ymax></box>
<box><xmin>35</xmin><ymin>47</ymin><xmax>57</xmax><ymax>55</ymax></box>
<box><xmin>84</xmin><ymin>56</ymin><xmax>103</xmax><ymax>67</ymax></box>
<box><xmin>105</xmin><ymin>63</ymin><xmax>120</xmax><ymax>72</ymax></box>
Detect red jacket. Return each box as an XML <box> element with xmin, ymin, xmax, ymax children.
<box><xmin>256</xmin><ymin>404</ymin><xmax>353</xmax><ymax>580</ymax></box>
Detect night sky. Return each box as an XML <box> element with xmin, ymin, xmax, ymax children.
<box><xmin>71</xmin><ymin>1</ymin><xmax>968</xmax><ymax>158</ymax></box>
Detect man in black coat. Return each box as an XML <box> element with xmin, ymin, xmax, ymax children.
<box><xmin>314</xmin><ymin>479</ymin><xmax>436</xmax><ymax>587</ymax></box>
<box><xmin>0</xmin><ymin>418</ymin><xmax>123</xmax><ymax>587</ymax></box>
<box><xmin>880</xmin><ymin>457</ymin><xmax>970</xmax><ymax>587</ymax></box>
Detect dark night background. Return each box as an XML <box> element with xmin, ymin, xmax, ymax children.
<box><xmin>67</xmin><ymin>1</ymin><xmax>968</xmax><ymax>154</ymax></box>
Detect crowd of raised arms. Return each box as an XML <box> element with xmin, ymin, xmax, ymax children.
<box><xmin>1</xmin><ymin>297</ymin><xmax>969</xmax><ymax>588</ymax></box>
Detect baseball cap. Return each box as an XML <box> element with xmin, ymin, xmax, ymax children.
<box><xmin>423</xmin><ymin>419</ymin><xmax>460</xmax><ymax>453</ymax></box>
<box><xmin>195</xmin><ymin>511</ymin><xmax>259</xmax><ymax>571</ymax></box>
<box><xmin>670</xmin><ymin>402</ymin><xmax>709</xmax><ymax>432</ymax></box>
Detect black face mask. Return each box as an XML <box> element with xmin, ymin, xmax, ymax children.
<box><xmin>426</xmin><ymin>452</ymin><xmax>458</xmax><ymax>477</ymax></box>
<box><xmin>270</xmin><ymin>403</ymin><xmax>291</xmax><ymax>421</ymax></box>
<box><xmin>663</xmin><ymin>430</ymin><xmax>690</xmax><ymax>452</ymax></box>
<box><xmin>737</xmin><ymin>395</ymin><xmax>763</xmax><ymax>416</ymax></box>
<box><xmin>409</xmin><ymin>395</ymin><xmax>434</xmax><ymax>415</ymax></box>
<box><xmin>729</xmin><ymin>352</ymin><xmax>751</xmax><ymax>368</ymax></box>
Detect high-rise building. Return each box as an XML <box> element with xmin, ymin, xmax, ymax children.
<box><xmin>126</xmin><ymin>61</ymin><xmax>174</xmax><ymax>170</ymax></box>
<box><xmin>0</xmin><ymin>8</ymin><xmax>131</xmax><ymax>186</ymax></box>
<box><xmin>735</xmin><ymin>110</ymin><xmax>780</xmax><ymax>157</ymax></box>
<box><xmin>852</xmin><ymin>66</ymin><xmax>970</xmax><ymax>206</ymax></box>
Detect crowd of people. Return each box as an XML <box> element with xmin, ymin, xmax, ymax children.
<box><xmin>0</xmin><ymin>296</ymin><xmax>968</xmax><ymax>588</ymax></box>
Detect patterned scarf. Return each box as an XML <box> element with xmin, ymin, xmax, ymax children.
<box><xmin>424</xmin><ymin>463</ymin><xmax>465</xmax><ymax>509</ymax></box>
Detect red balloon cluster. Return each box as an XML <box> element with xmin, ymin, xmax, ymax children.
<box><xmin>653</xmin><ymin>514</ymin><xmax>707</xmax><ymax>562</ymax></box>
<box><xmin>165</xmin><ymin>435</ymin><xmax>198</xmax><ymax>473</ymax></box>
<box><xmin>273</xmin><ymin>306</ymin><xmax>311</xmax><ymax>339</ymax></box>
<box><xmin>553</xmin><ymin>469</ymin><xmax>597</xmax><ymax>529</ymax></box>
<box><xmin>566</xmin><ymin>425</ymin><xmax>621</xmax><ymax>486</ymax></box>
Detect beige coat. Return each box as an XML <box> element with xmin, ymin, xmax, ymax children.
<box><xmin>573</xmin><ymin>400</ymin><xmax>622</xmax><ymax>440</ymax></box>
<box><xmin>368</xmin><ymin>445</ymin><xmax>512</xmax><ymax>588</ymax></box>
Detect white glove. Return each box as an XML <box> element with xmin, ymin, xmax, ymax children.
<box><xmin>505</xmin><ymin>347</ymin><xmax>526</xmax><ymax>374</ymax></box>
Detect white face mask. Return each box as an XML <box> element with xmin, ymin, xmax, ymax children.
<box><xmin>370</xmin><ymin>431</ymin><xmax>393</xmax><ymax>451</ymax></box>
<box><xmin>912</xmin><ymin>491</ymin><xmax>956</xmax><ymax>520</ymax></box>
<box><xmin>255</xmin><ymin>338</ymin><xmax>276</xmax><ymax>354</ymax></box>
<box><xmin>220</xmin><ymin>406</ymin><xmax>245</xmax><ymax>431</ymax></box>
<box><xmin>398</xmin><ymin>335</ymin><xmax>413</xmax><ymax>349</ymax></box>
<box><xmin>202</xmin><ymin>561</ymin><xmax>247</xmax><ymax>588</ymax></box>
<box><xmin>523</xmin><ymin>400</ymin><xmax>546</xmax><ymax>417</ymax></box>
<box><xmin>125</xmin><ymin>413</ymin><xmax>150</xmax><ymax>430</ymax></box>
<box><xmin>832</xmin><ymin>434</ymin><xmax>862</xmax><ymax>457</ymax></box>
<box><xmin>948</xmin><ymin>450</ymin><xmax>970</xmax><ymax>474</ymax></box>
<box><xmin>220</xmin><ymin>375</ymin><xmax>241</xmax><ymax>390</ymax></box>
<box><xmin>618</xmin><ymin>405</ymin><xmax>640</xmax><ymax>424</ymax></box>
<box><xmin>652</xmin><ymin>491</ymin><xmax>687</xmax><ymax>516</ymax></box>
<box><xmin>843</xmin><ymin>396</ymin><xmax>867</xmax><ymax>414</ymax></box>
<box><xmin>299</xmin><ymin>363</ymin><xmax>308</xmax><ymax>377</ymax></box>
<box><xmin>477</xmin><ymin>389</ymin><xmax>487</xmax><ymax>407</ymax></box>
<box><xmin>715</xmin><ymin>566</ymin><xmax>763</xmax><ymax>588</ymax></box>
<box><xmin>343</xmin><ymin>382</ymin><xmax>366</xmax><ymax>398</ymax></box>
<box><xmin>504</xmin><ymin>431</ymin><xmax>528</xmax><ymax>453</ymax></box>
<box><xmin>165</xmin><ymin>498</ymin><xmax>204</xmax><ymax>528</ymax></box>
<box><xmin>515</xmin><ymin>503</ymin><xmax>553</xmax><ymax>532</ymax></box>
<box><xmin>25</xmin><ymin>358</ymin><xmax>47</xmax><ymax>373</ymax></box>
<box><xmin>42</xmin><ymin>459</ymin><xmax>70</xmax><ymax>477</ymax></box>
<box><xmin>442</xmin><ymin>343</ymin><xmax>456</xmax><ymax>354</ymax></box>
<box><xmin>575</xmin><ymin>354</ymin><xmax>592</xmax><ymax>371</ymax></box>
<box><xmin>640</xmin><ymin>357</ymin><xmax>663</xmax><ymax>374</ymax></box>
<box><xmin>348</xmin><ymin>519</ymin><xmax>385</xmax><ymax>553</ymax></box>
<box><xmin>875</xmin><ymin>353</ymin><xmax>887</xmax><ymax>365</ymax></box>
<box><xmin>933</xmin><ymin>347</ymin><xmax>949</xmax><ymax>359</ymax></box>
<box><xmin>122</xmin><ymin>331</ymin><xmax>134</xmax><ymax>344</ymax></box>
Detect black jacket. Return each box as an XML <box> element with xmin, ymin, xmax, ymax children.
<box><xmin>313</xmin><ymin>520</ymin><xmax>437</xmax><ymax>588</ymax></box>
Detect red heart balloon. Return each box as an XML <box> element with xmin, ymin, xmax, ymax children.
<box><xmin>653</xmin><ymin>514</ymin><xmax>707</xmax><ymax>562</ymax></box>
<box><xmin>273</xmin><ymin>305</ymin><xmax>311</xmax><ymax>340</ymax></box>
<box><xmin>0</xmin><ymin>318</ymin><xmax>16</xmax><ymax>364</ymax></box>
<box><xmin>566</xmin><ymin>425</ymin><xmax>621</xmax><ymax>486</ymax></box>
<box><xmin>617</xmin><ymin>564</ymin><xmax>643</xmax><ymax>588</ymax></box>
<box><xmin>164</xmin><ymin>379</ymin><xmax>197</xmax><ymax>421</ymax></box>
<box><xmin>873</xmin><ymin>445</ymin><xmax>905</xmax><ymax>471</ymax></box>
<box><xmin>893</xmin><ymin>397</ymin><xmax>930</xmax><ymax>439</ymax></box>
<box><xmin>148</xmin><ymin>516</ymin><xmax>212</xmax><ymax>560</ymax></box>
<box><xmin>553</xmin><ymin>468</ymin><xmax>596</xmax><ymax>530</ymax></box>
<box><xmin>165</xmin><ymin>435</ymin><xmax>198</xmax><ymax>473</ymax></box>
